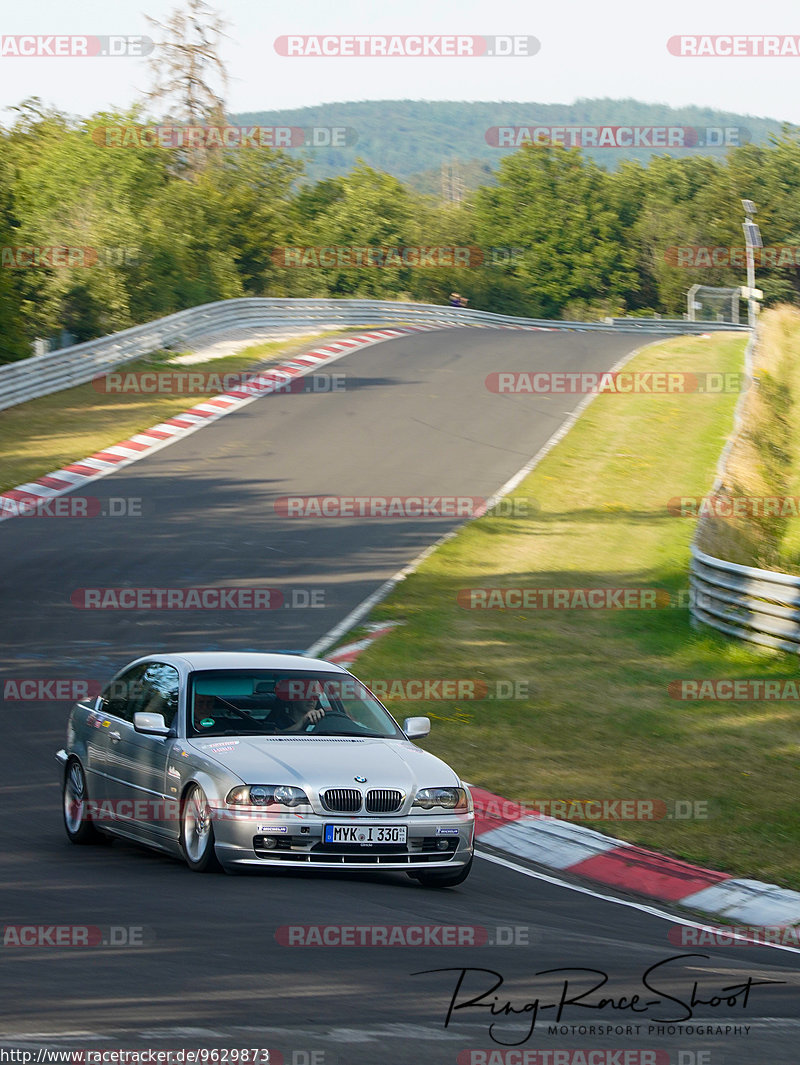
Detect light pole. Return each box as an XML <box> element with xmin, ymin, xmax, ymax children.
<box><xmin>741</xmin><ymin>199</ymin><xmax>762</xmax><ymax>330</ymax></box>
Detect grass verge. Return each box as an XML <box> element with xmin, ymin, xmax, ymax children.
<box><xmin>0</xmin><ymin>329</ymin><xmax>357</xmax><ymax>494</ymax></box>
<box><xmin>342</xmin><ymin>330</ymin><xmax>800</xmax><ymax>889</ymax></box>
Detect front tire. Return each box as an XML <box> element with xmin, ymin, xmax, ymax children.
<box><xmin>409</xmin><ymin>856</ymin><xmax>473</xmax><ymax>888</ymax></box>
<box><xmin>63</xmin><ymin>759</ymin><xmax>104</xmax><ymax>844</ymax></box>
<box><xmin>181</xmin><ymin>784</ymin><xmax>222</xmax><ymax>873</ymax></box>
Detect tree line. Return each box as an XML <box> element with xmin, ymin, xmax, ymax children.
<box><xmin>233</xmin><ymin>98</ymin><xmax>785</xmax><ymax>188</ymax></box>
<box><xmin>1</xmin><ymin>98</ymin><xmax>800</xmax><ymax>364</ymax></box>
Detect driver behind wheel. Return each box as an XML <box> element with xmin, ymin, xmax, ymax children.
<box><xmin>270</xmin><ymin>695</ymin><xmax>325</xmax><ymax>732</ymax></box>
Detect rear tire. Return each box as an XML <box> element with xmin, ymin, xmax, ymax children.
<box><xmin>181</xmin><ymin>784</ymin><xmax>222</xmax><ymax>873</ymax></box>
<box><xmin>63</xmin><ymin>759</ymin><xmax>105</xmax><ymax>844</ymax></box>
<box><xmin>409</xmin><ymin>856</ymin><xmax>473</xmax><ymax>888</ymax></box>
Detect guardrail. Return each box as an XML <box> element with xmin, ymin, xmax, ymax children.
<box><xmin>0</xmin><ymin>297</ymin><xmax>747</xmax><ymax>412</ymax></box>
<box><xmin>690</xmin><ymin>545</ymin><xmax>800</xmax><ymax>653</ymax></box>
<box><xmin>608</xmin><ymin>316</ymin><xmax>746</xmax><ymax>330</ymax></box>
<box><xmin>688</xmin><ymin>329</ymin><xmax>800</xmax><ymax>653</ymax></box>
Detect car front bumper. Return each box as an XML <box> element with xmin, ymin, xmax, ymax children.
<box><xmin>212</xmin><ymin>808</ymin><xmax>474</xmax><ymax>870</ymax></box>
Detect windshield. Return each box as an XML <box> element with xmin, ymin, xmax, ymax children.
<box><xmin>187</xmin><ymin>670</ymin><xmax>404</xmax><ymax>739</ymax></box>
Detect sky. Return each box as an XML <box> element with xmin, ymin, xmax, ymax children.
<box><xmin>1</xmin><ymin>0</ymin><xmax>799</xmax><ymax>124</ymax></box>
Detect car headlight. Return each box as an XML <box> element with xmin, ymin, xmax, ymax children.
<box><xmin>412</xmin><ymin>787</ymin><xmax>470</xmax><ymax>812</ymax></box>
<box><xmin>226</xmin><ymin>785</ymin><xmax>308</xmax><ymax>807</ymax></box>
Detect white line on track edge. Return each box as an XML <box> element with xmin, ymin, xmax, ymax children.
<box><xmin>477</xmin><ymin>849</ymin><xmax>800</xmax><ymax>955</ymax></box>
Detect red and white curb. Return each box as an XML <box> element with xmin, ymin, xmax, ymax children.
<box><xmin>475</xmin><ymin>787</ymin><xmax>800</xmax><ymax>926</ymax></box>
<box><xmin>0</xmin><ymin>322</ymin><xmax>548</xmax><ymax>524</ymax></box>
<box><xmin>328</xmin><ymin>631</ymin><xmax>800</xmax><ymax>928</ymax></box>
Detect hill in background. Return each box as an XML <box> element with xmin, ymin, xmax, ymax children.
<box><xmin>231</xmin><ymin>97</ymin><xmax>790</xmax><ymax>193</ymax></box>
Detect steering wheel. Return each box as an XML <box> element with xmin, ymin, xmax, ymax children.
<box><xmin>307</xmin><ymin>705</ymin><xmax>368</xmax><ymax>735</ymax></box>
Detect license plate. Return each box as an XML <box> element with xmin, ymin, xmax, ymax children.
<box><xmin>324</xmin><ymin>824</ymin><xmax>407</xmax><ymax>845</ymax></box>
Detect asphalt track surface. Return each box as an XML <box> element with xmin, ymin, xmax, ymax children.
<box><xmin>1</xmin><ymin>328</ymin><xmax>797</xmax><ymax>1064</ymax></box>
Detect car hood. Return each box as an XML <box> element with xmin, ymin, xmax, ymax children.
<box><xmin>187</xmin><ymin>735</ymin><xmax>460</xmax><ymax>791</ymax></box>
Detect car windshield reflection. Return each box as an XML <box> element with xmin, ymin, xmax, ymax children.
<box><xmin>187</xmin><ymin>670</ymin><xmax>403</xmax><ymax>739</ymax></box>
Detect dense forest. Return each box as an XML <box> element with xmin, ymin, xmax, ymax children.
<box><xmin>1</xmin><ymin>97</ymin><xmax>800</xmax><ymax>364</ymax></box>
<box><xmin>233</xmin><ymin>98</ymin><xmax>787</xmax><ymax>188</ymax></box>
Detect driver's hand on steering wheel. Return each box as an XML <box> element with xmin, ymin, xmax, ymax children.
<box><xmin>300</xmin><ymin>701</ymin><xmax>325</xmax><ymax>726</ymax></box>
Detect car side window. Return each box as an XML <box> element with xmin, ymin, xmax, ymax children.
<box><xmin>134</xmin><ymin>663</ymin><xmax>180</xmax><ymax>728</ymax></box>
<box><xmin>102</xmin><ymin>664</ymin><xmax>148</xmax><ymax>723</ymax></box>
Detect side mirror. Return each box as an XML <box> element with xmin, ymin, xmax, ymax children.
<box><xmin>133</xmin><ymin>712</ymin><xmax>170</xmax><ymax>736</ymax></box>
<box><xmin>403</xmin><ymin>716</ymin><xmax>431</xmax><ymax>739</ymax></box>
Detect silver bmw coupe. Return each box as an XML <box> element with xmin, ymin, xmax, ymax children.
<box><xmin>56</xmin><ymin>651</ymin><xmax>474</xmax><ymax>886</ymax></box>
